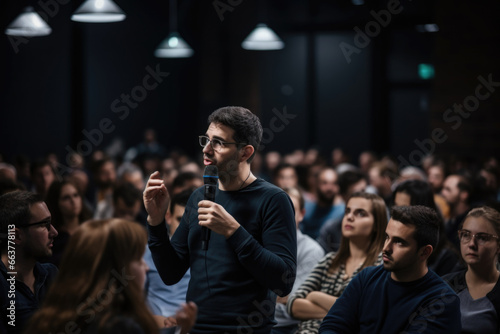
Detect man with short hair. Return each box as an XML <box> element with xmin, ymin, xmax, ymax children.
<box><xmin>112</xmin><ymin>182</ymin><xmax>146</xmax><ymax>225</ymax></box>
<box><xmin>441</xmin><ymin>174</ymin><xmax>472</xmax><ymax>249</ymax></box>
<box><xmin>30</xmin><ymin>160</ymin><xmax>57</xmax><ymax>199</ymax></box>
<box><xmin>319</xmin><ymin>205</ymin><xmax>461</xmax><ymax>334</ymax></box>
<box><xmin>91</xmin><ymin>158</ymin><xmax>117</xmax><ymax>219</ymax></box>
<box><xmin>0</xmin><ymin>191</ymin><xmax>58</xmax><ymax>334</ymax></box>
<box><xmin>144</xmin><ymin>106</ymin><xmax>297</xmax><ymax>333</ymax></box>
<box><xmin>301</xmin><ymin>167</ymin><xmax>344</xmax><ymax>239</ymax></box>
<box><xmin>368</xmin><ymin>161</ymin><xmax>398</xmax><ymax>206</ymax></box>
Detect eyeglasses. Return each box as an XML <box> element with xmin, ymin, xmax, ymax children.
<box><xmin>20</xmin><ymin>219</ymin><xmax>52</xmax><ymax>231</ymax></box>
<box><xmin>458</xmin><ymin>229</ymin><xmax>499</xmax><ymax>245</ymax></box>
<box><xmin>198</xmin><ymin>135</ymin><xmax>246</xmax><ymax>152</ymax></box>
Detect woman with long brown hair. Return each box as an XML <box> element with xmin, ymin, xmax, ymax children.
<box><xmin>25</xmin><ymin>218</ymin><xmax>196</xmax><ymax>334</ymax></box>
<box><xmin>286</xmin><ymin>192</ymin><xmax>387</xmax><ymax>334</ymax></box>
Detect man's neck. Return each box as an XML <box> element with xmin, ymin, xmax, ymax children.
<box><xmin>450</xmin><ymin>202</ymin><xmax>470</xmax><ymax>219</ymax></box>
<box><xmin>1</xmin><ymin>252</ymin><xmax>36</xmax><ymax>289</ymax></box>
<box><xmin>219</xmin><ymin>165</ymin><xmax>255</xmax><ymax>191</ymax></box>
<box><xmin>391</xmin><ymin>264</ymin><xmax>428</xmax><ymax>282</ymax></box>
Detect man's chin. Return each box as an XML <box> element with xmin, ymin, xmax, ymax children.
<box><xmin>382</xmin><ymin>262</ymin><xmax>393</xmax><ymax>271</ymax></box>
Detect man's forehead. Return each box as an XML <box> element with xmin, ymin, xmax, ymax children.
<box><xmin>386</xmin><ymin>219</ymin><xmax>415</xmax><ymax>238</ymax></box>
<box><xmin>29</xmin><ymin>202</ymin><xmax>51</xmax><ymax>222</ymax></box>
<box><xmin>207</xmin><ymin>122</ymin><xmax>235</xmax><ymax>139</ymax></box>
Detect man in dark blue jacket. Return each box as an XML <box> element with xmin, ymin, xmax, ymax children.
<box><xmin>144</xmin><ymin>106</ymin><xmax>297</xmax><ymax>333</ymax></box>
<box><xmin>0</xmin><ymin>191</ymin><xmax>58</xmax><ymax>334</ymax></box>
<box><xmin>319</xmin><ymin>205</ymin><xmax>461</xmax><ymax>334</ymax></box>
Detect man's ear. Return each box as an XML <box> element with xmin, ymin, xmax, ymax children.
<box><xmin>420</xmin><ymin>245</ymin><xmax>433</xmax><ymax>261</ymax></box>
<box><xmin>240</xmin><ymin>145</ymin><xmax>255</xmax><ymax>163</ymax></box>
<box><xmin>14</xmin><ymin>227</ymin><xmax>25</xmax><ymax>246</ymax></box>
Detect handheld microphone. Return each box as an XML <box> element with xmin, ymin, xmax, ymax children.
<box><xmin>202</xmin><ymin>165</ymin><xmax>218</xmax><ymax>250</ymax></box>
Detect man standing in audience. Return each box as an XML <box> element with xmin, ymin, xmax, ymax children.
<box><xmin>143</xmin><ymin>106</ymin><xmax>297</xmax><ymax>333</ymax></box>
<box><xmin>301</xmin><ymin>167</ymin><xmax>344</xmax><ymax>239</ymax></box>
<box><xmin>0</xmin><ymin>191</ymin><xmax>58</xmax><ymax>334</ymax></box>
<box><xmin>441</xmin><ymin>174</ymin><xmax>472</xmax><ymax>250</ymax></box>
<box><xmin>319</xmin><ymin>205</ymin><xmax>461</xmax><ymax>334</ymax></box>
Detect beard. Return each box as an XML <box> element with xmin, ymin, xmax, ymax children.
<box><xmin>317</xmin><ymin>189</ymin><xmax>335</xmax><ymax>204</ymax></box>
<box><xmin>206</xmin><ymin>150</ymin><xmax>241</xmax><ymax>185</ymax></box>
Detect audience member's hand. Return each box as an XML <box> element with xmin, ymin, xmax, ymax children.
<box><xmin>152</xmin><ymin>315</ymin><xmax>176</xmax><ymax>328</ymax></box>
<box><xmin>176</xmin><ymin>301</ymin><xmax>198</xmax><ymax>334</ymax></box>
<box><xmin>143</xmin><ymin>171</ymin><xmax>170</xmax><ymax>226</ymax></box>
<box><xmin>276</xmin><ymin>294</ymin><xmax>289</xmax><ymax>304</ymax></box>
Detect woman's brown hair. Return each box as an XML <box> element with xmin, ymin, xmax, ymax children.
<box><xmin>25</xmin><ymin>218</ymin><xmax>158</xmax><ymax>334</ymax></box>
<box><xmin>329</xmin><ymin>192</ymin><xmax>388</xmax><ymax>272</ymax></box>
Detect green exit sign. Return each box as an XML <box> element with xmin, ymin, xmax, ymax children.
<box><xmin>418</xmin><ymin>64</ymin><xmax>435</xmax><ymax>80</ymax></box>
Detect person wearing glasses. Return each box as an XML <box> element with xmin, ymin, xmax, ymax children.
<box><xmin>143</xmin><ymin>106</ymin><xmax>297</xmax><ymax>333</ymax></box>
<box><xmin>0</xmin><ymin>191</ymin><xmax>58</xmax><ymax>334</ymax></box>
<box><xmin>443</xmin><ymin>206</ymin><xmax>500</xmax><ymax>334</ymax></box>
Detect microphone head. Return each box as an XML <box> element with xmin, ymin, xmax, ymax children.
<box><xmin>204</xmin><ymin>165</ymin><xmax>219</xmax><ymax>185</ymax></box>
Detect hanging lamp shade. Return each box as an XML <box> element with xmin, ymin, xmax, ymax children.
<box><xmin>5</xmin><ymin>7</ymin><xmax>52</xmax><ymax>37</ymax></box>
<box><xmin>155</xmin><ymin>32</ymin><xmax>194</xmax><ymax>58</ymax></box>
<box><xmin>241</xmin><ymin>24</ymin><xmax>284</xmax><ymax>50</ymax></box>
<box><xmin>71</xmin><ymin>0</ymin><xmax>126</xmax><ymax>23</ymax></box>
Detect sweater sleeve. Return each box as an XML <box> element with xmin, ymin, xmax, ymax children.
<box><xmin>318</xmin><ymin>269</ymin><xmax>364</xmax><ymax>334</ymax></box>
<box><xmin>287</xmin><ymin>253</ymin><xmax>332</xmax><ymax>318</ymax></box>
<box><xmin>147</xmin><ymin>214</ymin><xmax>191</xmax><ymax>285</ymax></box>
<box><xmin>225</xmin><ymin>191</ymin><xmax>297</xmax><ymax>297</ymax></box>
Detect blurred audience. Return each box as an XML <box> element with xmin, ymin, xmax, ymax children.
<box><xmin>24</xmin><ymin>218</ymin><xmax>197</xmax><ymax>334</ymax></box>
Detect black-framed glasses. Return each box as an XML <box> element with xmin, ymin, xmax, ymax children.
<box><xmin>198</xmin><ymin>135</ymin><xmax>246</xmax><ymax>152</ymax></box>
<box><xmin>20</xmin><ymin>219</ymin><xmax>52</xmax><ymax>231</ymax></box>
<box><xmin>458</xmin><ymin>229</ymin><xmax>499</xmax><ymax>245</ymax></box>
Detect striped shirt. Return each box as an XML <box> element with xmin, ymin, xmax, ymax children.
<box><xmin>287</xmin><ymin>252</ymin><xmax>383</xmax><ymax>334</ymax></box>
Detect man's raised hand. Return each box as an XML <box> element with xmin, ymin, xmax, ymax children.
<box><xmin>143</xmin><ymin>171</ymin><xmax>170</xmax><ymax>226</ymax></box>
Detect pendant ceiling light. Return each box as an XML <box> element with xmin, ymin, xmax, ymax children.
<box><xmin>5</xmin><ymin>6</ymin><xmax>52</xmax><ymax>37</ymax></box>
<box><xmin>155</xmin><ymin>0</ymin><xmax>193</xmax><ymax>58</ymax></box>
<box><xmin>71</xmin><ymin>0</ymin><xmax>126</xmax><ymax>23</ymax></box>
<box><xmin>241</xmin><ymin>23</ymin><xmax>284</xmax><ymax>51</ymax></box>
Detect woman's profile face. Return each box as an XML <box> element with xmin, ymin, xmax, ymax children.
<box><xmin>129</xmin><ymin>251</ymin><xmax>149</xmax><ymax>290</ymax></box>
<box><xmin>58</xmin><ymin>184</ymin><xmax>82</xmax><ymax>219</ymax></box>
<box><xmin>342</xmin><ymin>197</ymin><xmax>374</xmax><ymax>241</ymax></box>
<box><xmin>460</xmin><ymin>216</ymin><xmax>500</xmax><ymax>268</ymax></box>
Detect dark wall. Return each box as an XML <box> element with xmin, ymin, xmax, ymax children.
<box><xmin>1</xmin><ymin>0</ymin><xmax>498</xmax><ymax>168</ymax></box>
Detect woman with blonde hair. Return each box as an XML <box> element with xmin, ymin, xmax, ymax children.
<box><xmin>25</xmin><ymin>218</ymin><xmax>196</xmax><ymax>334</ymax></box>
<box><xmin>444</xmin><ymin>206</ymin><xmax>500</xmax><ymax>334</ymax></box>
<box><xmin>287</xmin><ymin>192</ymin><xmax>387</xmax><ymax>334</ymax></box>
